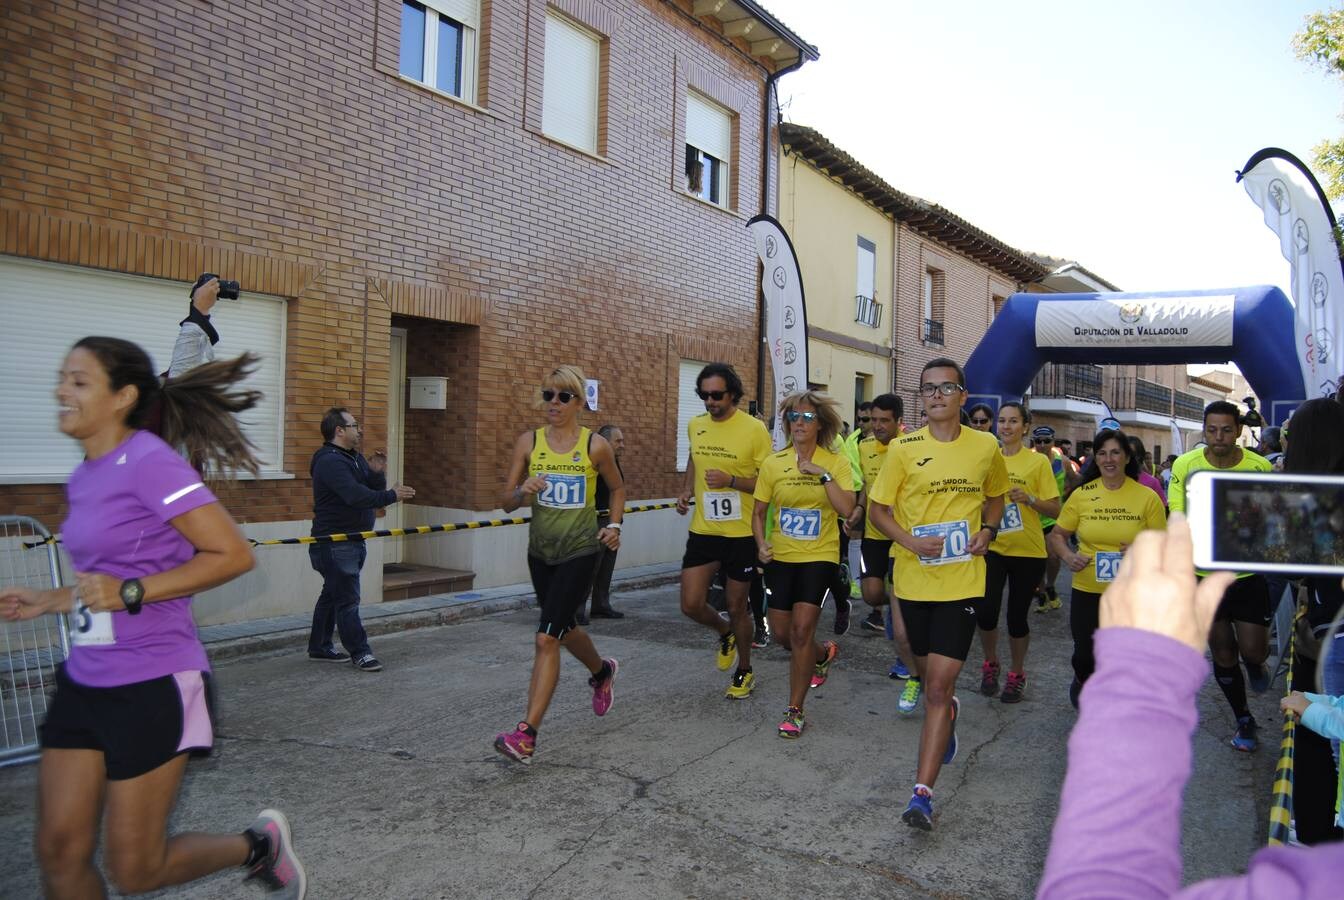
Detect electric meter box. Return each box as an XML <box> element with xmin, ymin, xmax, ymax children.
<box><xmin>408</xmin><ymin>376</ymin><xmax>448</xmax><ymax>410</ymax></box>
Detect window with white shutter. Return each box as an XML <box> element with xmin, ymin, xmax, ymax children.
<box><xmin>677</xmin><ymin>359</ymin><xmax>709</xmax><ymax>472</ymax></box>
<box><xmin>542</xmin><ymin>12</ymin><xmax>602</xmax><ymax>155</ymax></box>
<box><xmin>0</xmin><ymin>257</ymin><xmax>287</xmax><ymax>481</ymax></box>
<box><xmin>685</xmin><ymin>91</ymin><xmax>732</xmax><ymax>207</ymax></box>
<box><xmin>400</xmin><ymin>0</ymin><xmax>480</xmax><ymax>103</ymax></box>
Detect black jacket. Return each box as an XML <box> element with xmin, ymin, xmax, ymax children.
<box><xmin>310</xmin><ymin>443</ymin><xmax>396</xmax><ymax>536</ymax></box>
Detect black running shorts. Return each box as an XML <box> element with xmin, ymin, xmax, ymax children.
<box><xmin>530</xmin><ymin>553</ymin><xmax>600</xmax><ymax>639</ymax></box>
<box><xmin>40</xmin><ymin>665</ymin><xmax>216</xmax><ymax>780</ymax></box>
<box><xmin>858</xmin><ymin>538</ymin><xmax>893</xmax><ymax>581</ymax></box>
<box><xmin>897</xmin><ymin>597</ymin><xmax>984</xmax><ymax>661</ymax></box>
<box><xmin>764</xmin><ymin>560</ymin><xmax>839</xmax><ymax>612</ymax></box>
<box><xmin>682</xmin><ymin>532</ymin><xmax>756</xmax><ymax>582</ymax></box>
<box><xmin>1211</xmin><ymin>573</ymin><xmax>1273</xmax><ymax>625</ymax></box>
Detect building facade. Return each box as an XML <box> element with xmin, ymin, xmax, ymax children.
<box><xmin>0</xmin><ymin>0</ymin><xmax>815</xmax><ymax>620</ymax></box>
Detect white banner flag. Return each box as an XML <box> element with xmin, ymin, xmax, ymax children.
<box><xmin>1170</xmin><ymin>418</ymin><xmax>1184</xmax><ymax>456</ymax></box>
<box><xmin>747</xmin><ymin>214</ymin><xmax>809</xmax><ymax>448</ymax></box>
<box><xmin>1239</xmin><ymin>149</ymin><xmax>1344</xmax><ymax>398</ymax></box>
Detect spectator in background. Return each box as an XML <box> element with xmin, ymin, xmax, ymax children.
<box><xmin>1127</xmin><ymin>435</ymin><xmax>1167</xmax><ymax>506</ymax></box>
<box><xmin>168</xmin><ymin>274</ymin><xmax>224</xmax><ymax>378</ymax></box>
<box><xmin>1159</xmin><ymin>454</ymin><xmax>1177</xmax><ymax>490</ymax></box>
<box><xmin>308</xmin><ymin>408</ymin><xmax>415</xmax><ymax>672</ymax></box>
<box><xmin>967</xmin><ymin>403</ymin><xmax>994</xmax><ymax>433</ymax></box>
<box><xmin>582</xmin><ymin>424</ymin><xmax>626</xmax><ymax>622</ymax></box>
<box><xmin>1258</xmin><ymin>425</ymin><xmax>1284</xmax><ymax>468</ymax></box>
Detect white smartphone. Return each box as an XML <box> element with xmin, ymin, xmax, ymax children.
<box><xmin>1186</xmin><ymin>470</ymin><xmax>1344</xmax><ymax>575</ymax></box>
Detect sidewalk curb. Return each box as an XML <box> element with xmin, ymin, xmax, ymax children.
<box><xmin>204</xmin><ymin>568</ymin><xmax>681</xmax><ymax>663</ymax></box>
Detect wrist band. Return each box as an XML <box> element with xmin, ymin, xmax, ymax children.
<box><xmin>607</xmin><ymin>522</ymin><xmax>622</xmax><ymax>531</ymax></box>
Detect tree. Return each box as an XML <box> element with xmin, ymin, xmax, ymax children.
<box><xmin>1294</xmin><ymin>6</ymin><xmax>1344</xmax><ymax>201</ymax></box>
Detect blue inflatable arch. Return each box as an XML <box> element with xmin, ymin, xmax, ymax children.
<box><xmin>964</xmin><ymin>286</ymin><xmax>1305</xmax><ymax>427</ymax></box>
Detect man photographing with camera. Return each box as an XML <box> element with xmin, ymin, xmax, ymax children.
<box><xmin>168</xmin><ymin>272</ymin><xmax>241</xmax><ymax>378</ymax></box>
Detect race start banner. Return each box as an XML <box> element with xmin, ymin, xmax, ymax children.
<box><xmin>747</xmin><ymin>214</ymin><xmax>809</xmax><ymax>448</ymax></box>
<box><xmin>1239</xmin><ymin>148</ymin><xmax>1344</xmax><ymax>399</ymax></box>
<box><xmin>1035</xmin><ymin>296</ymin><xmax>1235</xmax><ymax>349</ymax></box>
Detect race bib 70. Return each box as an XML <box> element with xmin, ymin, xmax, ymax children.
<box><xmin>912</xmin><ymin>520</ymin><xmax>972</xmax><ymax>566</ymax></box>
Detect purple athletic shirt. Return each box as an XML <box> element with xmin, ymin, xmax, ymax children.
<box><xmin>61</xmin><ymin>430</ymin><xmax>216</xmax><ymax>687</ymax></box>
<box><xmin>1039</xmin><ymin>628</ymin><xmax>1344</xmax><ymax>898</ymax></box>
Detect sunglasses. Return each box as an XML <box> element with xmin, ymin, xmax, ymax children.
<box><xmin>857</xmin><ymin>416</ymin><xmax>871</xmax><ymax>423</ymax></box>
<box><xmin>541</xmin><ymin>389</ymin><xmax>576</xmax><ymax>403</ymax></box>
<box><xmin>696</xmin><ymin>389</ymin><xmax>729</xmax><ymax>401</ymax></box>
<box><xmin>971</xmin><ymin>418</ymin><xmax>990</xmax><ymax>425</ymax></box>
<box><xmin>1033</xmin><ymin>438</ymin><xmax>1053</xmax><ymax>444</ymax></box>
<box><xmin>786</xmin><ymin>410</ymin><xmax>818</xmax><ymax>423</ymax></box>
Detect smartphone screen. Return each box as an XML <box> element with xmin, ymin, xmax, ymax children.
<box><xmin>748</xmin><ymin>401</ymin><xmax>759</xmax><ymax>416</ymax></box>
<box><xmin>1207</xmin><ymin>474</ymin><xmax>1344</xmax><ymax>571</ymax></box>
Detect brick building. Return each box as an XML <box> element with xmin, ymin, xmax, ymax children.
<box><xmin>0</xmin><ymin>0</ymin><xmax>816</xmax><ymax>620</ymax></box>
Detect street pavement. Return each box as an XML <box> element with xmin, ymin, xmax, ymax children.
<box><xmin>0</xmin><ymin>577</ymin><xmax>1280</xmax><ymax>899</ymax></box>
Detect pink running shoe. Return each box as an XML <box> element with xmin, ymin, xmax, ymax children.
<box><xmin>778</xmin><ymin>706</ymin><xmax>805</xmax><ymax>739</ymax></box>
<box><xmin>493</xmin><ymin>723</ymin><xmax>536</xmax><ymax>764</ymax></box>
<box><xmin>980</xmin><ymin>659</ymin><xmax>1001</xmax><ymax>697</ymax></box>
<box><xmin>1001</xmin><ymin>670</ymin><xmax>1026</xmax><ymax>704</ymax></box>
<box><xmin>590</xmin><ymin>658</ymin><xmax>618</xmax><ymax>716</ymax></box>
<box><xmin>244</xmin><ymin>808</ymin><xmax>307</xmax><ymax>899</ymax></box>
<box><xmin>809</xmin><ymin>640</ymin><xmax>839</xmax><ymax>689</ymax></box>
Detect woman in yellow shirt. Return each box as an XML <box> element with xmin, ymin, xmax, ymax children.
<box><xmin>752</xmin><ymin>391</ymin><xmax>856</xmax><ymax>739</ymax></box>
<box><xmin>980</xmin><ymin>402</ymin><xmax>1060</xmax><ymax>704</ymax></box>
<box><xmin>1048</xmin><ymin>428</ymin><xmax>1166</xmax><ymax>708</ymax></box>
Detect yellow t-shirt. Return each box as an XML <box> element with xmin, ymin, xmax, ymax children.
<box><xmin>859</xmin><ymin>436</ymin><xmax>892</xmax><ymax>541</ymax></box>
<box><xmin>868</xmin><ymin>426</ymin><xmax>1010</xmax><ymax>602</ymax></box>
<box><xmin>989</xmin><ymin>449</ymin><xmax>1059</xmax><ymax>559</ymax></box>
<box><xmin>1057</xmin><ymin>477</ymin><xmax>1167</xmax><ymax>594</ymax></box>
<box><xmin>754</xmin><ymin>444</ymin><xmax>856</xmax><ymax>563</ymax></box>
<box><xmin>688</xmin><ymin>409</ymin><xmax>773</xmax><ymax>538</ymax></box>
<box><xmin>1167</xmin><ymin>447</ymin><xmax>1271</xmax><ymax>578</ymax></box>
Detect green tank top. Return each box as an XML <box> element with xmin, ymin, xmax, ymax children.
<box><xmin>528</xmin><ymin>427</ymin><xmax>599</xmax><ymax>563</ymax></box>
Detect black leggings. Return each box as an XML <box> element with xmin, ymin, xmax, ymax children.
<box><xmin>1069</xmin><ymin>589</ymin><xmax>1103</xmax><ymax>683</ymax></box>
<box><xmin>981</xmin><ymin>552</ymin><xmax>1046</xmax><ymax>639</ymax></box>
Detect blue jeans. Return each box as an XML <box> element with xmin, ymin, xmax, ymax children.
<box><xmin>308</xmin><ymin>542</ymin><xmax>371</xmax><ymax>657</ymax></box>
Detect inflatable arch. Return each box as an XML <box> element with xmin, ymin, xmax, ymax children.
<box><xmin>964</xmin><ymin>286</ymin><xmax>1305</xmax><ymax>427</ymax></box>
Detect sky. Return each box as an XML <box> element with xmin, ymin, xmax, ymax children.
<box><xmin>763</xmin><ymin>0</ymin><xmax>1337</xmax><ymax>304</ymax></box>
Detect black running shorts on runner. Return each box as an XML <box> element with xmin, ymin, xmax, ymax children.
<box><xmin>897</xmin><ymin>597</ymin><xmax>984</xmax><ymax>661</ymax></box>
<box><xmin>764</xmin><ymin>560</ymin><xmax>838</xmax><ymax>612</ymax></box>
<box><xmin>40</xmin><ymin>665</ymin><xmax>216</xmax><ymax>780</ymax></box>
<box><xmin>530</xmin><ymin>553</ymin><xmax>600</xmax><ymax>639</ymax></box>
<box><xmin>1210</xmin><ymin>573</ymin><xmax>1273</xmax><ymax>625</ymax></box>
<box><xmin>859</xmin><ymin>538</ymin><xmax>893</xmax><ymax>581</ymax></box>
<box><xmin>682</xmin><ymin>532</ymin><xmax>756</xmax><ymax>582</ymax></box>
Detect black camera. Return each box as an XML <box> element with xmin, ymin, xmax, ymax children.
<box><xmin>217</xmin><ymin>279</ymin><xmax>241</xmax><ymax>300</ymax></box>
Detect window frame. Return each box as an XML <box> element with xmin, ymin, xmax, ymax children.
<box><xmin>541</xmin><ymin>9</ymin><xmax>604</xmax><ymax>156</ymax></box>
<box><xmin>684</xmin><ymin>90</ymin><xmax>733</xmax><ymax>209</ymax></box>
<box><xmin>400</xmin><ymin>0</ymin><xmax>479</xmax><ymax>104</ymax></box>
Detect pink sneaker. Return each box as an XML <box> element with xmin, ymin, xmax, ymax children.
<box><xmin>590</xmin><ymin>658</ymin><xmax>618</xmax><ymax>716</ymax></box>
<box><xmin>980</xmin><ymin>659</ymin><xmax>1001</xmax><ymax>697</ymax></box>
<box><xmin>1001</xmin><ymin>670</ymin><xmax>1026</xmax><ymax>704</ymax></box>
<box><xmin>493</xmin><ymin>723</ymin><xmax>536</xmax><ymax>764</ymax></box>
<box><xmin>244</xmin><ymin>808</ymin><xmax>306</xmax><ymax>899</ymax></box>
<box><xmin>777</xmin><ymin>706</ymin><xmax>805</xmax><ymax>739</ymax></box>
<box><xmin>809</xmin><ymin>641</ymin><xmax>839</xmax><ymax>689</ymax></box>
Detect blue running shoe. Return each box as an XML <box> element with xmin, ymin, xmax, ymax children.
<box><xmin>901</xmin><ymin>788</ymin><xmax>933</xmax><ymax>831</ymax></box>
<box><xmin>1231</xmin><ymin>715</ymin><xmax>1258</xmax><ymax>752</ymax></box>
<box><xmin>942</xmin><ymin>696</ymin><xmax>959</xmax><ymax>765</ymax></box>
<box><xmin>888</xmin><ymin>659</ymin><xmax>911</xmax><ymax>680</ymax></box>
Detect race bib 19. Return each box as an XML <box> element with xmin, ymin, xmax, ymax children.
<box><xmin>779</xmin><ymin>507</ymin><xmax>821</xmax><ymax>540</ymax></box>
<box><xmin>1000</xmin><ymin>502</ymin><xmax>1024</xmax><ymax>534</ymax></box>
<box><xmin>537</xmin><ymin>474</ymin><xmax>586</xmax><ymax>509</ymax></box>
<box><xmin>70</xmin><ymin>601</ymin><xmax>116</xmax><ymax>646</ymax></box>
<box><xmin>912</xmin><ymin>520</ymin><xmax>972</xmax><ymax>566</ymax></box>
<box><xmin>1095</xmin><ymin>551</ymin><xmax>1124</xmax><ymax>583</ymax></box>
<box><xmin>702</xmin><ymin>490</ymin><xmax>742</xmax><ymax>522</ymax></box>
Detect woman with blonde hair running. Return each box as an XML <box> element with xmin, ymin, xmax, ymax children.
<box><xmin>752</xmin><ymin>390</ymin><xmax>856</xmax><ymax>738</ymax></box>
<box><xmin>494</xmin><ymin>365</ymin><xmax>625</xmax><ymax>763</ymax></box>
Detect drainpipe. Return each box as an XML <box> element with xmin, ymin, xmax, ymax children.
<box><xmin>756</xmin><ymin>58</ymin><xmax>806</xmax><ymax>411</ymax></box>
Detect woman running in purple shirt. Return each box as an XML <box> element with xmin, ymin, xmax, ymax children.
<box><xmin>1</xmin><ymin>337</ymin><xmax>305</xmax><ymax>899</ymax></box>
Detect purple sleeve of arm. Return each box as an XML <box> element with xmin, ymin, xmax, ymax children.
<box><xmin>1037</xmin><ymin>629</ymin><xmax>1209</xmax><ymax>900</ymax></box>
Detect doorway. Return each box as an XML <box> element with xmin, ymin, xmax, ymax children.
<box><xmin>386</xmin><ymin>328</ymin><xmax>407</xmax><ymax>563</ymax></box>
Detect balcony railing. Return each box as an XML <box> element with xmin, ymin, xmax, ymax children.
<box><xmin>922</xmin><ymin>318</ymin><xmax>944</xmax><ymax>345</ymax></box>
<box><xmin>1031</xmin><ymin>363</ymin><xmax>1103</xmax><ymax>401</ymax></box>
<box><xmin>1174</xmin><ymin>390</ymin><xmax>1204</xmax><ymax>421</ymax></box>
<box><xmin>1110</xmin><ymin>376</ymin><xmax>1173</xmax><ymax>415</ymax></box>
<box><xmin>855</xmin><ymin>294</ymin><xmax>882</xmax><ymax>329</ymax></box>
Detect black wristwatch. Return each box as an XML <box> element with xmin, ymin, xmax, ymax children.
<box><xmin>981</xmin><ymin>524</ymin><xmax>999</xmax><ymax>540</ymax></box>
<box><xmin>120</xmin><ymin>578</ymin><xmax>145</xmax><ymax>615</ymax></box>
<box><xmin>819</xmin><ymin>472</ymin><xmax>834</xmax><ymax>485</ymax></box>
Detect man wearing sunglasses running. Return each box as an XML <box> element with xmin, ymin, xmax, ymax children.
<box><xmin>677</xmin><ymin>363</ymin><xmax>773</xmax><ymax>699</ymax></box>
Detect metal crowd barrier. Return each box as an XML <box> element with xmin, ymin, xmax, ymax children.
<box><xmin>1</xmin><ymin>516</ymin><xmax>68</xmax><ymax>768</ymax></box>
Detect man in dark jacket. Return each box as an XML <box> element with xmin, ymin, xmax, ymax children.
<box><xmin>308</xmin><ymin>407</ymin><xmax>414</xmax><ymax>671</ymax></box>
<box><xmin>580</xmin><ymin>424</ymin><xmax>626</xmax><ymax>624</ymax></box>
